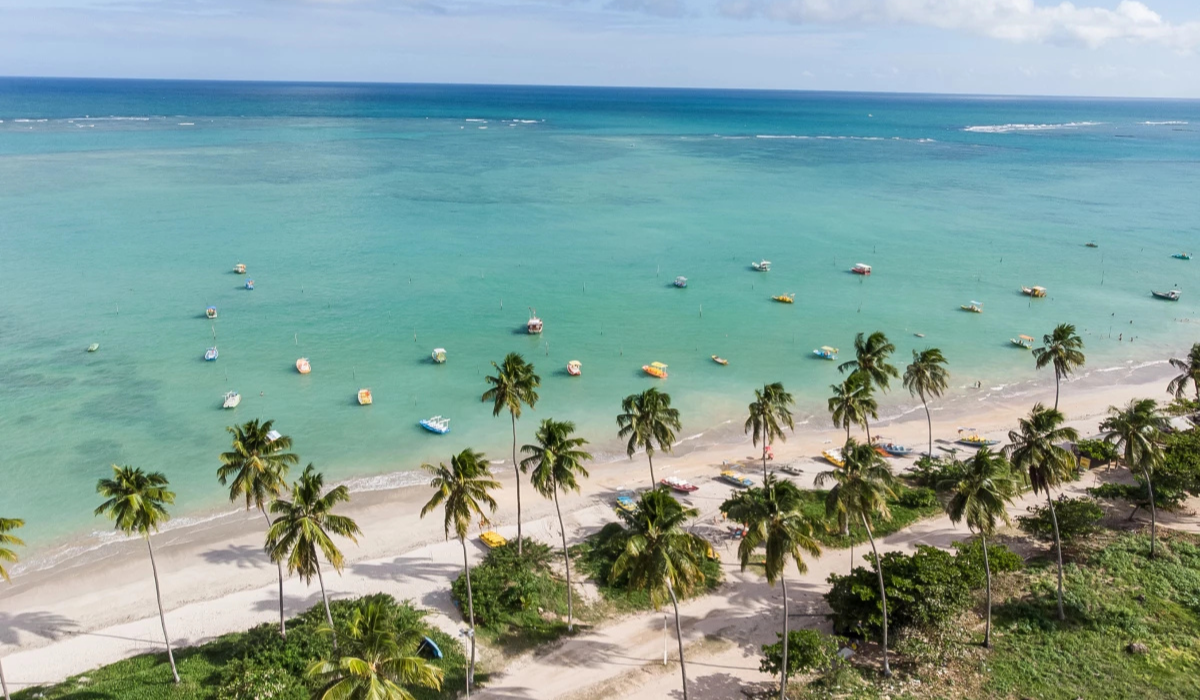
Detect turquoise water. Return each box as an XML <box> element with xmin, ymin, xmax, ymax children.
<box><xmin>2</xmin><ymin>79</ymin><xmax>1198</xmax><ymax>552</ymax></box>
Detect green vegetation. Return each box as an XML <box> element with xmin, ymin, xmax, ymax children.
<box><xmin>759</xmin><ymin>629</ymin><xmax>841</xmax><ymax>678</ymax></box>
<box><xmin>796</xmin><ymin>487</ymin><xmax>942</xmax><ymax>549</ymax></box>
<box><xmin>1017</xmin><ymin>495</ymin><xmax>1104</xmax><ymax>544</ymax></box>
<box><xmin>482</xmin><ymin>352</ymin><xmax>541</xmax><ymax>555</ymax></box>
<box><xmin>1076</xmin><ymin>438</ymin><xmax>1119</xmax><ymax>464</ymax></box>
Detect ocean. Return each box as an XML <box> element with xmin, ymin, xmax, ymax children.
<box><xmin>1</xmin><ymin>78</ymin><xmax>1197</xmax><ymax>556</ymax></box>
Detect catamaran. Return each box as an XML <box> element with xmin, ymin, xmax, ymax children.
<box><xmin>751</xmin><ymin>260</ymin><xmax>771</xmax><ymax>272</ymax></box>
<box><xmin>222</xmin><ymin>391</ymin><xmax>241</xmax><ymax>409</ymax></box>
<box><xmin>851</xmin><ymin>263</ymin><xmax>872</xmax><ymax>275</ymax></box>
<box><xmin>419</xmin><ymin>415</ymin><xmax>451</xmax><ymax>434</ymax></box>
<box><xmin>431</xmin><ymin>348</ymin><xmax>447</xmax><ymax>364</ymax></box>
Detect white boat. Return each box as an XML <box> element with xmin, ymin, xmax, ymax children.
<box><xmin>432</xmin><ymin>348</ymin><xmax>447</xmax><ymax>364</ymax></box>
<box><xmin>751</xmin><ymin>260</ymin><xmax>771</xmax><ymax>272</ymax></box>
<box><xmin>527</xmin><ymin>308</ymin><xmax>543</xmax><ymax>334</ymax></box>
<box><xmin>87</xmin><ymin>343</ymin><xmax>100</xmax><ymax>353</ymax></box>
<box><xmin>851</xmin><ymin>263</ymin><xmax>872</xmax><ymax>275</ymax></box>
<box><xmin>419</xmin><ymin>415</ymin><xmax>451</xmax><ymax>434</ymax></box>
<box><xmin>567</xmin><ymin>360</ymin><xmax>582</xmax><ymax>376</ymax></box>
<box><xmin>673</xmin><ymin>276</ymin><xmax>688</xmax><ymax>288</ymax></box>
<box><xmin>206</xmin><ymin>306</ymin><xmax>218</xmax><ymax>319</ymax></box>
<box><xmin>233</xmin><ymin>263</ymin><xmax>246</xmax><ymax>274</ymax></box>
<box><xmin>296</xmin><ymin>358</ymin><xmax>311</xmax><ymax>374</ymax></box>
<box><xmin>204</xmin><ymin>347</ymin><xmax>219</xmax><ymax>361</ymax></box>
<box><xmin>222</xmin><ymin>391</ymin><xmax>241</xmax><ymax>409</ymax></box>
<box><xmin>358</xmin><ymin>388</ymin><xmax>373</xmax><ymax>405</ymax></box>
<box><xmin>266</xmin><ymin>430</ymin><xmax>282</xmax><ymax>442</ymax></box>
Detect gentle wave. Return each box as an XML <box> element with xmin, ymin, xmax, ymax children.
<box><xmin>963</xmin><ymin>122</ymin><xmax>1103</xmax><ymax>133</ymax></box>
<box><xmin>752</xmin><ymin>134</ymin><xmax>935</xmax><ymax>143</ymax></box>
<box><xmin>1143</xmin><ymin>121</ymin><xmax>1188</xmax><ymax>125</ymax></box>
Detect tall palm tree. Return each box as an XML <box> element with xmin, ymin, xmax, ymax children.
<box><xmin>828</xmin><ymin>372</ymin><xmax>878</xmax><ymax>442</ymax></box>
<box><xmin>940</xmin><ymin>448</ymin><xmax>1018</xmax><ymax>647</ymax></box>
<box><xmin>612</xmin><ymin>489</ymin><xmax>708</xmax><ymax>700</ymax></box>
<box><xmin>815</xmin><ymin>439</ymin><xmax>899</xmax><ymax>677</ymax></box>
<box><xmin>745</xmin><ymin>383</ymin><xmax>796</xmax><ymax>480</ymax></box>
<box><xmin>217</xmin><ymin>419</ymin><xmax>298</xmax><ymax>637</ymax></box>
<box><xmin>482</xmin><ymin>353</ymin><xmax>540</xmax><ymax>556</ymax></box>
<box><xmin>839</xmin><ymin>331</ymin><xmax>899</xmax><ymax>392</ymax></box>
<box><xmin>0</xmin><ymin>517</ymin><xmax>25</xmax><ymax>700</ymax></box>
<box><xmin>903</xmin><ymin>348</ymin><xmax>950</xmax><ymax>458</ymax></box>
<box><xmin>266</xmin><ymin>465</ymin><xmax>362</xmax><ymax>645</ymax></box>
<box><xmin>521</xmin><ymin>419</ymin><xmax>593</xmax><ymax>632</ymax></box>
<box><xmin>420</xmin><ymin>448</ymin><xmax>500</xmax><ymax>697</ymax></box>
<box><xmin>1167</xmin><ymin>343</ymin><xmax>1200</xmax><ymax>401</ymax></box>
<box><xmin>1032</xmin><ymin>324</ymin><xmax>1085</xmax><ymax>411</ymax></box>
<box><xmin>306</xmin><ymin>598</ymin><xmax>444</xmax><ymax>700</ymax></box>
<box><xmin>1004</xmin><ymin>404</ymin><xmax>1079</xmax><ymax>620</ymax></box>
<box><xmin>1101</xmin><ymin>398</ymin><xmax>1168</xmax><ymax>557</ymax></box>
<box><xmin>617</xmin><ymin>388</ymin><xmax>682</xmax><ymax>487</ymax></box>
<box><xmin>721</xmin><ymin>478</ymin><xmax>821</xmax><ymax>700</ymax></box>
<box><xmin>94</xmin><ymin>466</ymin><xmax>180</xmax><ymax>684</ymax></box>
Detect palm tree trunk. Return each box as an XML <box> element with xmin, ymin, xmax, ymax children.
<box><xmin>845</xmin><ymin>422</ymin><xmax>851</xmax><ymax>442</ymax></box>
<box><xmin>261</xmin><ymin>509</ymin><xmax>286</xmax><ymax>638</ymax></box>
<box><xmin>1141</xmin><ymin>465</ymin><xmax>1157</xmax><ymax>558</ymax></box>
<box><xmin>647</xmin><ymin>452</ymin><xmax>657</xmax><ymax>487</ymax></box>
<box><xmin>1046</xmin><ymin>492</ymin><xmax>1065</xmax><ymax>621</ymax></box>
<box><xmin>1</xmin><ymin>656</ymin><xmax>10</xmax><ymax>700</ymax></box>
<box><xmin>762</xmin><ymin>424</ymin><xmax>770</xmax><ymax>481</ymax></box>
<box><xmin>779</xmin><ymin>572</ymin><xmax>789</xmax><ymax>700</ymax></box>
<box><xmin>667</xmin><ymin>580</ymin><xmax>689</xmax><ymax>700</ymax></box>
<box><xmin>461</xmin><ymin>536</ymin><xmax>477</xmax><ymax>696</ymax></box>
<box><xmin>512</xmin><ymin>412</ymin><xmax>523</xmax><ymax>557</ymax></box>
<box><xmin>862</xmin><ymin>514</ymin><xmax>890</xmax><ymax>678</ymax></box>
<box><xmin>552</xmin><ymin>488</ymin><xmax>574</xmax><ymax>631</ymax></box>
<box><xmin>922</xmin><ymin>394</ymin><xmax>933</xmax><ymax>458</ymax></box>
<box><xmin>1054</xmin><ymin>368</ymin><xmax>1061</xmax><ymax>411</ymax></box>
<box><xmin>314</xmin><ymin>557</ymin><xmax>337</xmax><ymax>648</ymax></box>
<box><xmin>145</xmin><ymin>537</ymin><xmax>180</xmax><ymax>683</ymax></box>
<box><xmin>981</xmin><ymin>532</ymin><xmax>992</xmax><ymax>648</ymax></box>
<box><xmin>864</xmin><ymin>420</ymin><xmax>872</xmax><ymax>445</ymax></box>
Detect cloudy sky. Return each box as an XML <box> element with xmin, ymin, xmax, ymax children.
<box><xmin>1</xmin><ymin>0</ymin><xmax>1199</xmax><ymax>96</ymax></box>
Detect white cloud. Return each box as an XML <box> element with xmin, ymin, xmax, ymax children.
<box><xmin>720</xmin><ymin>0</ymin><xmax>1200</xmax><ymax>52</ymax></box>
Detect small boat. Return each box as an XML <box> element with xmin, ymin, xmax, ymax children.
<box><xmin>233</xmin><ymin>263</ymin><xmax>246</xmax><ymax>274</ymax></box>
<box><xmin>479</xmin><ymin>531</ymin><xmax>507</xmax><ymax>549</ymax></box>
<box><xmin>526</xmin><ymin>308</ymin><xmax>543</xmax><ymax>334</ymax></box>
<box><xmin>206</xmin><ymin>306</ymin><xmax>218</xmax><ymax>319</ymax></box>
<box><xmin>914</xmin><ymin>333</ymin><xmax>925</xmax><ymax>338</ymax></box>
<box><xmin>673</xmin><ymin>276</ymin><xmax>688</xmax><ymax>288</ymax></box>
<box><xmin>779</xmin><ymin>463</ymin><xmax>804</xmax><ymax>476</ymax></box>
<box><xmin>822</xmin><ymin>449</ymin><xmax>844</xmax><ymax>467</ymax></box>
<box><xmin>1085</xmin><ymin>242</ymin><xmax>1099</xmax><ymax>248</ymax></box>
<box><xmin>813</xmin><ymin>346</ymin><xmax>838</xmax><ymax>361</ymax></box>
<box><xmin>711</xmin><ymin>355</ymin><xmax>729</xmax><ymax>366</ymax></box>
<box><xmin>419</xmin><ymin>415</ymin><xmax>451</xmax><ymax>434</ymax></box>
<box><xmin>417</xmin><ymin>636</ymin><xmax>443</xmax><ymax>661</ymax></box>
<box><xmin>961</xmin><ymin>301</ymin><xmax>984</xmax><ymax>313</ymax></box>
<box><xmin>660</xmin><ymin>477</ymin><xmax>699</xmax><ymax>493</ymax></box>
<box><xmin>1011</xmin><ymin>335</ymin><xmax>1035</xmax><ymax>349</ymax></box>
<box><xmin>772</xmin><ymin>293</ymin><xmax>795</xmax><ymax>304</ymax></box>
<box><xmin>614</xmin><ymin>490</ymin><xmax>637</xmax><ymax>513</ymax></box>
<box><xmin>266</xmin><ymin>430</ymin><xmax>282</xmax><ymax>442</ymax></box>
<box><xmin>245</xmin><ymin>279</ymin><xmax>255</xmax><ymax>290</ymax></box>
<box><xmin>431</xmin><ymin>348</ymin><xmax>447</xmax><ymax>364</ymax></box>
<box><xmin>1152</xmin><ymin>289</ymin><xmax>1182</xmax><ymax>301</ymax></box>
<box><xmin>851</xmin><ymin>263</ymin><xmax>872</xmax><ymax>275</ymax></box>
<box><xmin>357</xmin><ymin>388</ymin><xmax>372</xmax><ymax>405</ymax></box>
<box><xmin>87</xmin><ymin>343</ymin><xmax>100</xmax><ymax>353</ymax></box>
<box><xmin>877</xmin><ymin>442</ymin><xmax>912</xmax><ymax>457</ymax></box>
<box><xmin>222</xmin><ymin>391</ymin><xmax>241</xmax><ymax>409</ymax></box>
<box><xmin>1173</xmin><ymin>253</ymin><xmax>1191</xmax><ymax>260</ymax></box>
<box><xmin>719</xmin><ymin>471</ymin><xmax>754</xmax><ymax>488</ymax></box>
<box><xmin>296</xmin><ymin>358</ymin><xmax>311</xmax><ymax>374</ymax></box>
<box><xmin>751</xmin><ymin>260</ymin><xmax>771</xmax><ymax>272</ymax></box>
<box><xmin>204</xmin><ymin>347</ymin><xmax>219</xmax><ymax>361</ymax></box>
<box><xmin>1020</xmin><ymin>286</ymin><xmax>1047</xmax><ymax>298</ymax></box>
<box><xmin>956</xmin><ymin>430</ymin><xmax>998</xmax><ymax>448</ymax></box>
<box><xmin>567</xmin><ymin>360</ymin><xmax>582</xmax><ymax>376</ymax></box>
<box><xmin>643</xmin><ymin>361</ymin><xmax>668</xmax><ymax>379</ymax></box>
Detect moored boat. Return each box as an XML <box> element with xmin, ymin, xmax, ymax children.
<box><xmin>233</xmin><ymin>263</ymin><xmax>246</xmax><ymax>274</ymax></box>
<box><xmin>1011</xmin><ymin>335</ymin><xmax>1034</xmax><ymax>349</ymax></box>
<box><xmin>660</xmin><ymin>476</ymin><xmax>699</xmax><ymax>493</ymax></box>
<box><xmin>643</xmin><ymin>361</ymin><xmax>668</xmax><ymax>379</ymax></box>
<box><xmin>296</xmin><ymin>358</ymin><xmax>311</xmax><ymax>374</ymax></box>
<box><xmin>222</xmin><ymin>391</ymin><xmax>241</xmax><ymax>409</ymax></box>
<box><xmin>1173</xmin><ymin>253</ymin><xmax>1191</xmax><ymax>260</ymax></box>
<box><xmin>206</xmin><ymin>306</ymin><xmax>218</xmax><ymax>319</ymax></box>
<box><xmin>432</xmin><ymin>348</ymin><xmax>447</xmax><ymax>364</ymax></box>
<box><xmin>357</xmin><ymin>388</ymin><xmax>373</xmax><ymax>405</ymax></box>
<box><xmin>822</xmin><ymin>449</ymin><xmax>844</xmax><ymax>467</ymax></box>
<box><xmin>419</xmin><ymin>415</ymin><xmax>451</xmax><ymax>434</ymax></box>
<box><xmin>87</xmin><ymin>343</ymin><xmax>100</xmax><ymax>353</ymax></box>
<box><xmin>1020</xmin><ymin>286</ymin><xmax>1047</xmax><ymax>298</ymax></box>
<box><xmin>772</xmin><ymin>293</ymin><xmax>795</xmax><ymax>304</ymax></box>
<box><xmin>877</xmin><ymin>442</ymin><xmax>912</xmax><ymax>457</ymax></box>
<box><xmin>711</xmin><ymin>355</ymin><xmax>729</xmax><ymax>366</ymax></box>
<box><xmin>526</xmin><ymin>308</ymin><xmax>543</xmax><ymax>334</ymax></box>
<box><xmin>851</xmin><ymin>263</ymin><xmax>872</xmax><ymax>275</ymax></box>
<box><xmin>673</xmin><ymin>276</ymin><xmax>688</xmax><ymax>288</ymax></box>
<box><xmin>1153</xmin><ymin>289</ymin><xmax>1182</xmax><ymax>301</ymax></box>
<box><xmin>204</xmin><ymin>347</ymin><xmax>219</xmax><ymax>361</ymax></box>
<box><xmin>813</xmin><ymin>346</ymin><xmax>838</xmax><ymax>361</ymax></box>
<box><xmin>751</xmin><ymin>260</ymin><xmax>771</xmax><ymax>272</ymax></box>
<box><xmin>245</xmin><ymin>279</ymin><xmax>255</xmax><ymax>290</ymax></box>
<box><xmin>567</xmin><ymin>360</ymin><xmax>582</xmax><ymax>376</ymax></box>
<box><xmin>718</xmin><ymin>471</ymin><xmax>754</xmax><ymax>488</ymax></box>
<box><xmin>1085</xmin><ymin>242</ymin><xmax>1099</xmax><ymax>248</ymax></box>
<box><xmin>961</xmin><ymin>301</ymin><xmax>984</xmax><ymax>313</ymax></box>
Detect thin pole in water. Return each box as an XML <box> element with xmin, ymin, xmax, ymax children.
<box><xmin>699</xmin><ymin>304</ymin><xmax>702</xmax><ymax>318</ymax></box>
<box><xmin>294</xmin><ymin>333</ymin><xmax>298</xmax><ymax>346</ymax></box>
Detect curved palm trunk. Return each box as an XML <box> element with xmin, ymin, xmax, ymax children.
<box><xmin>1</xmin><ymin>656</ymin><xmax>10</xmax><ymax>700</ymax></box>
<box><xmin>461</xmin><ymin>536</ymin><xmax>477</xmax><ymax>696</ymax></box>
<box><xmin>981</xmin><ymin>533</ymin><xmax>993</xmax><ymax>648</ymax></box>
<box><xmin>1053</xmin><ymin>369</ymin><xmax>1061</xmax><ymax>411</ymax></box>
<box><xmin>647</xmin><ymin>452</ymin><xmax>657</xmax><ymax>488</ymax></box>
<box><xmin>314</xmin><ymin>557</ymin><xmax>337</xmax><ymax>648</ymax></box>
<box><xmin>552</xmin><ymin>488</ymin><xmax>574</xmax><ymax>631</ymax></box>
<box><xmin>921</xmin><ymin>393</ymin><xmax>933</xmax><ymax>458</ymax></box>
<box><xmin>779</xmin><ymin>572</ymin><xmax>789</xmax><ymax>700</ymax></box>
<box><xmin>512</xmin><ymin>413</ymin><xmax>523</xmax><ymax>557</ymax></box>
<box><xmin>146</xmin><ymin>537</ymin><xmax>180</xmax><ymax>683</ymax></box>
<box><xmin>1141</xmin><ymin>465</ymin><xmax>1158</xmax><ymax>558</ymax></box>
<box><xmin>261</xmin><ymin>509</ymin><xmax>286</xmax><ymax>638</ymax></box>
<box><xmin>864</xmin><ymin>420</ymin><xmax>872</xmax><ymax>445</ymax></box>
<box><xmin>667</xmin><ymin>580</ymin><xmax>689</xmax><ymax>700</ymax></box>
<box><xmin>1046</xmin><ymin>492</ymin><xmax>1065</xmax><ymax>621</ymax></box>
<box><xmin>845</xmin><ymin>422</ymin><xmax>851</xmax><ymax>441</ymax></box>
<box><xmin>762</xmin><ymin>424</ymin><xmax>770</xmax><ymax>481</ymax></box>
<box><xmin>862</xmin><ymin>514</ymin><xmax>890</xmax><ymax>677</ymax></box>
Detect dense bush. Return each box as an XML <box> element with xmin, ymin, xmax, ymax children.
<box><xmin>896</xmin><ymin>486</ymin><xmax>939</xmax><ymax>508</ymax></box>
<box><xmin>1075</xmin><ymin>439</ymin><xmax>1118</xmax><ymax>465</ymax></box>
<box><xmin>216</xmin><ymin>661</ymin><xmax>304</xmax><ymax>700</ymax></box>
<box><xmin>1017</xmin><ymin>496</ymin><xmax>1104</xmax><ymax>544</ymax></box>
<box><xmin>450</xmin><ymin>538</ymin><xmax>572</xmax><ymax>643</ymax></box>
<box><xmin>951</xmin><ymin>539</ymin><xmax>1025</xmax><ymax>588</ymax></box>
<box><xmin>759</xmin><ymin>629</ymin><xmax>841</xmax><ymax>677</ymax></box>
<box><xmin>907</xmin><ymin>457</ymin><xmax>965</xmax><ymax>491</ymax></box>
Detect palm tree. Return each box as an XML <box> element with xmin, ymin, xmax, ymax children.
<box><xmin>306</xmin><ymin>598</ymin><xmax>444</xmax><ymax>700</ymax></box>
<box><xmin>1004</xmin><ymin>403</ymin><xmax>1079</xmax><ymax>620</ymax></box>
<box><xmin>420</xmin><ymin>448</ymin><xmax>500</xmax><ymax>697</ymax></box>
<box><xmin>217</xmin><ymin>419</ymin><xmax>298</xmax><ymax>637</ymax></box>
<box><xmin>266</xmin><ymin>465</ymin><xmax>362</xmax><ymax>645</ymax></box>
<box><xmin>1101</xmin><ymin>398</ymin><xmax>1168</xmax><ymax>557</ymax></box>
<box><xmin>521</xmin><ymin>419</ymin><xmax>593</xmax><ymax>632</ymax></box>
<box><xmin>1032</xmin><ymin>324</ymin><xmax>1085</xmax><ymax>410</ymax></box>
<box><xmin>1167</xmin><ymin>343</ymin><xmax>1200</xmax><ymax>401</ymax></box>
<box><xmin>903</xmin><ymin>348</ymin><xmax>950</xmax><ymax>458</ymax></box>
<box><xmin>617</xmin><ymin>388</ymin><xmax>682</xmax><ymax>487</ymax></box>
<box><xmin>746</xmin><ymin>383</ymin><xmax>796</xmax><ymax>480</ymax></box>
<box><xmin>839</xmin><ymin>331</ymin><xmax>899</xmax><ymax>391</ymax></box>
<box><xmin>940</xmin><ymin>448</ymin><xmax>1018</xmax><ymax>647</ymax></box>
<box><xmin>721</xmin><ymin>478</ymin><xmax>821</xmax><ymax>699</ymax></box>
<box><xmin>482</xmin><ymin>353</ymin><xmax>540</xmax><ymax>556</ymax></box>
<box><xmin>815</xmin><ymin>439</ymin><xmax>899</xmax><ymax>677</ymax></box>
<box><xmin>94</xmin><ymin>466</ymin><xmax>180</xmax><ymax>683</ymax></box>
<box><xmin>828</xmin><ymin>372</ymin><xmax>878</xmax><ymax>442</ymax></box>
<box><xmin>0</xmin><ymin>517</ymin><xmax>25</xmax><ymax>700</ymax></box>
<box><xmin>612</xmin><ymin>489</ymin><xmax>708</xmax><ymax>700</ymax></box>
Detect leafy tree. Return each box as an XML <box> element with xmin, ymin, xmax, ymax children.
<box><xmin>266</xmin><ymin>465</ymin><xmax>362</xmax><ymax>646</ymax></box>
<box><xmin>420</xmin><ymin>448</ymin><xmax>500</xmax><ymax>697</ymax></box>
<box><xmin>904</xmin><ymin>348</ymin><xmax>950</xmax><ymax>458</ymax></box>
<box><xmin>1075</xmin><ymin>438</ymin><xmax>1119</xmax><ymax>465</ymax></box>
<box><xmin>826</xmin><ymin>546</ymin><xmax>971</xmax><ymax>636</ymax></box>
<box><xmin>746</xmin><ymin>382</ymin><xmax>796</xmax><ymax>480</ymax></box>
<box><xmin>1101</xmin><ymin>398</ymin><xmax>1168</xmax><ymax>557</ymax></box>
<box><xmin>521</xmin><ymin>419</ymin><xmax>592</xmax><ymax>631</ymax></box>
<box><xmin>450</xmin><ymin>539</ymin><xmax>565</xmax><ymax>636</ymax></box>
<box><xmin>483</xmin><ymin>353</ymin><xmax>541</xmax><ymax>556</ymax></box>
<box><xmin>1032</xmin><ymin>324</ymin><xmax>1085</xmax><ymax>410</ymax></box>
<box><xmin>907</xmin><ymin>456</ymin><xmax>966</xmax><ymax>491</ymax></box>
<box><xmin>828</xmin><ymin>372</ymin><xmax>877</xmax><ymax>442</ymax></box>
<box><xmin>616</xmin><ymin>388</ymin><xmax>682</xmax><ymax>487</ymax></box>
<box><xmin>0</xmin><ymin>517</ymin><xmax>24</xmax><ymax>700</ymax></box>
<box><xmin>759</xmin><ymin>629</ymin><xmax>840</xmax><ymax>679</ymax></box>
<box><xmin>218</xmin><ymin>418</ymin><xmax>299</xmax><ymax>637</ymax></box>
<box><xmin>1168</xmin><ymin>343</ymin><xmax>1200</xmax><ymax>401</ymax></box>
<box><xmin>95</xmin><ymin>466</ymin><xmax>180</xmax><ymax>683</ymax></box>
<box><xmin>1017</xmin><ymin>496</ymin><xmax>1104</xmax><ymax>544</ymax></box>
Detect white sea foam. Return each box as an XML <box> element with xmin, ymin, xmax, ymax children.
<box><xmin>1143</xmin><ymin>121</ymin><xmax>1188</xmax><ymax>125</ymax></box>
<box><xmin>178</xmin><ymin>122</ymin><xmax>195</xmax><ymax>126</ymax></box>
<box><xmin>464</xmin><ymin>118</ymin><xmax>488</xmax><ymax>123</ymax></box>
<box><xmin>963</xmin><ymin>122</ymin><xmax>1103</xmax><ymax>133</ymax></box>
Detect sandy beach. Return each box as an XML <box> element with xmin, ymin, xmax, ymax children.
<box><xmin>0</xmin><ymin>359</ymin><xmax>1182</xmax><ymax>695</ymax></box>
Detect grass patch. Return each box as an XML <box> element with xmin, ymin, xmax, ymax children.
<box><xmin>796</xmin><ymin>488</ymin><xmax>944</xmax><ymax>549</ymax></box>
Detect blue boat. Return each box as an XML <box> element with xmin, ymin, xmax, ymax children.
<box><xmin>813</xmin><ymin>346</ymin><xmax>839</xmax><ymax>361</ymax></box>
<box><xmin>204</xmin><ymin>347</ymin><xmax>219</xmax><ymax>361</ymax></box>
<box><xmin>419</xmin><ymin>416</ymin><xmax>450</xmax><ymax>434</ymax></box>
<box><xmin>417</xmin><ymin>636</ymin><xmax>443</xmax><ymax>660</ymax></box>
<box><xmin>1172</xmin><ymin>253</ymin><xmax>1191</xmax><ymax>260</ymax></box>
<box><xmin>877</xmin><ymin>442</ymin><xmax>912</xmax><ymax>457</ymax></box>
<box><xmin>245</xmin><ymin>279</ymin><xmax>255</xmax><ymax>290</ymax></box>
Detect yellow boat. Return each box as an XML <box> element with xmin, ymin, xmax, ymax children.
<box><xmin>705</xmin><ymin>542</ymin><xmax>720</xmax><ymax>562</ymax></box>
<box><xmin>1021</xmin><ymin>286</ymin><xmax>1047</xmax><ymax>298</ymax></box>
<box><xmin>357</xmin><ymin>388</ymin><xmax>373</xmax><ymax>405</ymax></box>
<box><xmin>480</xmin><ymin>531</ymin><xmax>507</xmax><ymax>549</ymax></box>
<box><xmin>772</xmin><ymin>293</ymin><xmax>795</xmax><ymax>304</ymax></box>
<box><xmin>822</xmin><ymin>448</ymin><xmax>844</xmax><ymax>467</ymax></box>
<box><xmin>643</xmin><ymin>361</ymin><xmax>668</xmax><ymax>379</ymax></box>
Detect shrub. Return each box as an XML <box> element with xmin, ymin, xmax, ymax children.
<box><xmin>1076</xmin><ymin>439</ymin><xmax>1118</xmax><ymax>465</ymax></box>
<box><xmin>896</xmin><ymin>486</ymin><xmax>939</xmax><ymax>508</ymax></box>
<box><xmin>1017</xmin><ymin>496</ymin><xmax>1104</xmax><ymax>543</ymax></box>
<box><xmin>451</xmin><ymin>538</ymin><xmax>569</xmax><ymax>638</ymax></box>
<box><xmin>952</xmin><ymin>539</ymin><xmax>1024</xmax><ymax>588</ymax></box>
<box><xmin>908</xmin><ymin>457</ymin><xmax>965</xmax><ymax>491</ymax></box>
<box><xmin>217</xmin><ymin>661</ymin><xmax>305</xmax><ymax>700</ymax></box>
<box><xmin>759</xmin><ymin>629</ymin><xmax>841</xmax><ymax>677</ymax></box>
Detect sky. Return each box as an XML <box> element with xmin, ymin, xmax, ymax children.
<box><xmin>1</xmin><ymin>0</ymin><xmax>1199</xmax><ymax>97</ymax></box>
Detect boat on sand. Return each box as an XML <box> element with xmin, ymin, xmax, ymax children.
<box><xmin>719</xmin><ymin>471</ymin><xmax>754</xmax><ymax>488</ymax></box>
<box><xmin>822</xmin><ymin>449</ymin><xmax>844</xmax><ymax>467</ymax></box>
<box><xmin>660</xmin><ymin>476</ymin><xmax>698</xmax><ymax>493</ymax></box>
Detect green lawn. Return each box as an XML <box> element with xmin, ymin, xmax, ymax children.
<box><xmin>794</xmin><ymin>488</ymin><xmax>944</xmax><ymax>549</ymax></box>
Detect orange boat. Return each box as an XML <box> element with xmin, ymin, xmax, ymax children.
<box><xmin>642</xmin><ymin>362</ymin><xmax>668</xmax><ymax>379</ymax></box>
<box><xmin>296</xmin><ymin>358</ymin><xmax>311</xmax><ymax>374</ymax></box>
<box><xmin>357</xmin><ymin>388</ymin><xmax>373</xmax><ymax>405</ymax></box>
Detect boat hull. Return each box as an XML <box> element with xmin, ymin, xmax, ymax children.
<box><xmin>642</xmin><ymin>366</ymin><xmax>668</xmax><ymax>379</ymax></box>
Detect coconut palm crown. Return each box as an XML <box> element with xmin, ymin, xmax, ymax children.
<box><xmin>839</xmin><ymin>331</ymin><xmax>899</xmax><ymax>392</ymax></box>
<box><xmin>903</xmin><ymin>348</ymin><xmax>950</xmax><ymax>457</ymax></box>
<box><xmin>1167</xmin><ymin>342</ymin><xmax>1200</xmax><ymax>401</ymax></box>
<box><xmin>1032</xmin><ymin>323</ymin><xmax>1085</xmax><ymax>410</ymax></box>
<box><xmin>482</xmin><ymin>352</ymin><xmax>540</xmax><ymax>555</ymax></box>
<box><xmin>617</xmin><ymin>388</ymin><xmax>682</xmax><ymax>486</ymax></box>
<box><xmin>1101</xmin><ymin>398</ymin><xmax>1168</xmax><ymax>557</ymax></box>
<box><xmin>746</xmin><ymin>382</ymin><xmax>796</xmax><ymax>480</ymax></box>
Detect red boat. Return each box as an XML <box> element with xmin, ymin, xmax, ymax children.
<box><xmin>851</xmin><ymin>263</ymin><xmax>872</xmax><ymax>275</ymax></box>
<box><xmin>660</xmin><ymin>477</ymin><xmax>698</xmax><ymax>493</ymax></box>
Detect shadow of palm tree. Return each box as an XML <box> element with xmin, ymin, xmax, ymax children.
<box><xmin>0</xmin><ymin>609</ymin><xmax>78</xmax><ymax>646</ymax></box>
<box><xmin>351</xmin><ymin>558</ymin><xmax>461</xmax><ymax>585</ymax></box>
<box><xmin>669</xmin><ymin>671</ymin><xmax>748</xmax><ymax>699</ymax></box>
<box><xmin>200</xmin><ymin>543</ymin><xmax>271</xmax><ymax>569</ymax></box>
